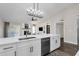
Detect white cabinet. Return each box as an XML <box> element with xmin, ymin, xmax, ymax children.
<box><xmin>0</xmin><ymin>50</ymin><xmax>15</xmax><ymax>56</ymax></box>
<box><xmin>16</xmin><ymin>41</ymin><xmax>30</xmax><ymax>56</ymax></box>
<box><xmin>54</xmin><ymin>36</ymin><xmax>60</xmax><ymax>48</ymax></box>
<box><xmin>0</xmin><ymin>43</ymin><xmax>16</xmax><ymax>56</ymax></box>
<box><xmin>50</xmin><ymin>36</ymin><xmax>60</xmax><ymax>52</ymax></box>
<box><xmin>16</xmin><ymin>39</ymin><xmax>41</xmax><ymax>56</ymax></box>
<box><xmin>50</xmin><ymin>36</ymin><xmax>56</xmax><ymax>51</ymax></box>
<box><xmin>32</xmin><ymin>39</ymin><xmax>41</xmax><ymax>56</ymax></box>
<box><xmin>16</xmin><ymin>45</ymin><xmax>30</xmax><ymax>56</ymax></box>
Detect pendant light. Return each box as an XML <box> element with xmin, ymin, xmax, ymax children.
<box><xmin>26</xmin><ymin>3</ymin><xmax>44</xmax><ymax>18</ymax></box>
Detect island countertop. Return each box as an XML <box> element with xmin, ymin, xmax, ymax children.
<box><xmin>0</xmin><ymin>34</ymin><xmax>59</xmax><ymax>45</ymax></box>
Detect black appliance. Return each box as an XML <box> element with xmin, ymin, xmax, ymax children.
<box><xmin>41</xmin><ymin>37</ymin><xmax>50</xmax><ymax>56</ymax></box>
<box><xmin>39</xmin><ymin>27</ymin><xmax>43</xmax><ymax>31</ymax></box>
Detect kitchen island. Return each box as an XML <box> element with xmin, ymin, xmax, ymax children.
<box><xmin>0</xmin><ymin>34</ymin><xmax>60</xmax><ymax>56</ymax></box>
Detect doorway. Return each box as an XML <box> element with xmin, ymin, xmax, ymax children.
<box><xmin>56</xmin><ymin>22</ymin><xmax>64</xmax><ymax>45</ymax></box>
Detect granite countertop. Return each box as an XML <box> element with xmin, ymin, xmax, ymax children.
<box><xmin>0</xmin><ymin>34</ymin><xmax>59</xmax><ymax>45</ymax></box>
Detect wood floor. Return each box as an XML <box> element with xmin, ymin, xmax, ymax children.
<box><xmin>47</xmin><ymin>38</ymin><xmax>79</xmax><ymax>56</ymax></box>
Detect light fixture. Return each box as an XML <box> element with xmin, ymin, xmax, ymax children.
<box><xmin>26</xmin><ymin>3</ymin><xmax>44</xmax><ymax>18</ymax></box>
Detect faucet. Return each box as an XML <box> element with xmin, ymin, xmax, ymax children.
<box><xmin>26</xmin><ymin>33</ymin><xmax>27</xmax><ymax>37</ymax></box>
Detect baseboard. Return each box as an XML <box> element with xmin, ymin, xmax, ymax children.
<box><xmin>64</xmin><ymin>42</ymin><xmax>78</xmax><ymax>47</ymax></box>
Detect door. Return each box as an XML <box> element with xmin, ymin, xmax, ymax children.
<box><xmin>56</xmin><ymin>22</ymin><xmax>64</xmax><ymax>46</ymax></box>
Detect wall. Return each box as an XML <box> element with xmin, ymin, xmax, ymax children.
<box><xmin>30</xmin><ymin>4</ymin><xmax>79</xmax><ymax>45</ymax></box>
<box><xmin>0</xmin><ymin>19</ymin><xmax>4</xmax><ymax>38</ymax></box>
<box><xmin>50</xmin><ymin>4</ymin><xmax>79</xmax><ymax>45</ymax></box>
<box><xmin>34</xmin><ymin>20</ymin><xmax>53</xmax><ymax>35</ymax></box>
<box><xmin>35</xmin><ymin>4</ymin><xmax>79</xmax><ymax>45</ymax></box>
<box><xmin>8</xmin><ymin>22</ymin><xmax>21</xmax><ymax>37</ymax></box>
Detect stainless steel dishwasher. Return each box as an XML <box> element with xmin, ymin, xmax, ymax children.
<box><xmin>41</xmin><ymin>37</ymin><xmax>50</xmax><ymax>56</ymax></box>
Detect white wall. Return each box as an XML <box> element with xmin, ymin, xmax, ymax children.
<box><xmin>24</xmin><ymin>4</ymin><xmax>79</xmax><ymax>45</ymax></box>
<box><xmin>34</xmin><ymin>20</ymin><xmax>53</xmax><ymax>35</ymax></box>
<box><xmin>8</xmin><ymin>22</ymin><xmax>21</xmax><ymax>37</ymax></box>
<box><xmin>0</xmin><ymin>19</ymin><xmax>4</xmax><ymax>38</ymax></box>
<box><xmin>50</xmin><ymin>4</ymin><xmax>79</xmax><ymax>45</ymax></box>
<box><xmin>35</xmin><ymin>4</ymin><xmax>79</xmax><ymax>45</ymax></box>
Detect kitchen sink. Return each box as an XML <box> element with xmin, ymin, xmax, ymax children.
<box><xmin>19</xmin><ymin>37</ymin><xmax>36</xmax><ymax>40</ymax></box>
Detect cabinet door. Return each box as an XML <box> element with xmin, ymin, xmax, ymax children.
<box><xmin>29</xmin><ymin>39</ymin><xmax>41</xmax><ymax>56</ymax></box>
<box><xmin>50</xmin><ymin>36</ymin><xmax>56</xmax><ymax>51</ymax></box>
<box><xmin>0</xmin><ymin>50</ymin><xmax>15</xmax><ymax>56</ymax></box>
<box><xmin>16</xmin><ymin>46</ymin><xmax>30</xmax><ymax>56</ymax></box>
<box><xmin>16</xmin><ymin>39</ymin><xmax>41</xmax><ymax>56</ymax></box>
<box><xmin>35</xmin><ymin>40</ymin><xmax>41</xmax><ymax>56</ymax></box>
<box><xmin>50</xmin><ymin>36</ymin><xmax>60</xmax><ymax>52</ymax></box>
<box><xmin>33</xmin><ymin>39</ymin><xmax>41</xmax><ymax>56</ymax></box>
<box><xmin>54</xmin><ymin>36</ymin><xmax>60</xmax><ymax>48</ymax></box>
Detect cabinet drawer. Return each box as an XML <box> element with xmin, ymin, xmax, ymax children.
<box><xmin>17</xmin><ymin>39</ymin><xmax>37</xmax><ymax>47</ymax></box>
<box><xmin>17</xmin><ymin>41</ymin><xmax>29</xmax><ymax>47</ymax></box>
<box><xmin>0</xmin><ymin>43</ymin><xmax>16</xmax><ymax>53</ymax></box>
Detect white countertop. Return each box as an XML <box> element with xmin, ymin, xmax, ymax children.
<box><xmin>0</xmin><ymin>34</ymin><xmax>59</xmax><ymax>45</ymax></box>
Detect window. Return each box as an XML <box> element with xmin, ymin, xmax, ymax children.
<box><xmin>32</xmin><ymin>24</ymin><xmax>36</xmax><ymax>34</ymax></box>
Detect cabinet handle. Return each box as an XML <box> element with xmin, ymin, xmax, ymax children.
<box><xmin>55</xmin><ymin>40</ymin><xmax>57</xmax><ymax>43</ymax></box>
<box><xmin>30</xmin><ymin>47</ymin><xmax>32</xmax><ymax>52</ymax></box>
<box><xmin>31</xmin><ymin>47</ymin><xmax>33</xmax><ymax>52</ymax></box>
<box><xmin>30</xmin><ymin>46</ymin><xmax>33</xmax><ymax>53</ymax></box>
<box><xmin>15</xmin><ymin>51</ymin><xmax>16</xmax><ymax>56</ymax></box>
<box><xmin>30</xmin><ymin>47</ymin><xmax>31</xmax><ymax>52</ymax></box>
<box><xmin>3</xmin><ymin>47</ymin><xmax>13</xmax><ymax>50</ymax></box>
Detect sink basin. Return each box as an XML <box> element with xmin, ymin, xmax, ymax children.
<box><xmin>19</xmin><ymin>37</ymin><xmax>36</xmax><ymax>40</ymax></box>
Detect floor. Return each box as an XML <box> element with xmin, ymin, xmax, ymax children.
<box><xmin>47</xmin><ymin>50</ymin><xmax>70</xmax><ymax>56</ymax></box>
<box><xmin>47</xmin><ymin>38</ymin><xmax>79</xmax><ymax>56</ymax></box>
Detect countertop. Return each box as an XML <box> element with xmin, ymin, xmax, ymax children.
<box><xmin>0</xmin><ymin>34</ymin><xmax>59</xmax><ymax>45</ymax></box>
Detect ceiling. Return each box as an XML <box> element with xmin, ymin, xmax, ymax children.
<box><xmin>0</xmin><ymin>3</ymin><xmax>72</xmax><ymax>23</ymax></box>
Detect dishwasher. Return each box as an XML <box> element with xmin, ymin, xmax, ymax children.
<box><xmin>41</xmin><ymin>37</ymin><xmax>50</xmax><ymax>56</ymax></box>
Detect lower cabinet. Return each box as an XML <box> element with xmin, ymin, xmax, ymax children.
<box><xmin>0</xmin><ymin>39</ymin><xmax>41</xmax><ymax>56</ymax></box>
<box><xmin>16</xmin><ymin>39</ymin><xmax>41</xmax><ymax>56</ymax></box>
<box><xmin>0</xmin><ymin>43</ymin><xmax>16</xmax><ymax>56</ymax></box>
<box><xmin>0</xmin><ymin>36</ymin><xmax>60</xmax><ymax>56</ymax></box>
<box><xmin>54</xmin><ymin>36</ymin><xmax>60</xmax><ymax>49</ymax></box>
<box><xmin>0</xmin><ymin>50</ymin><xmax>16</xmax><ymax>56</ymax></box>
<box><xmin>16</xmin><ymin>45</ymin><xmax>30</xmax><ymax>56</ymax></box>
<box><xmin>50</xmin><ymin>36</ymin><xmax>60</xmax><ymax>52</ymax></box>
